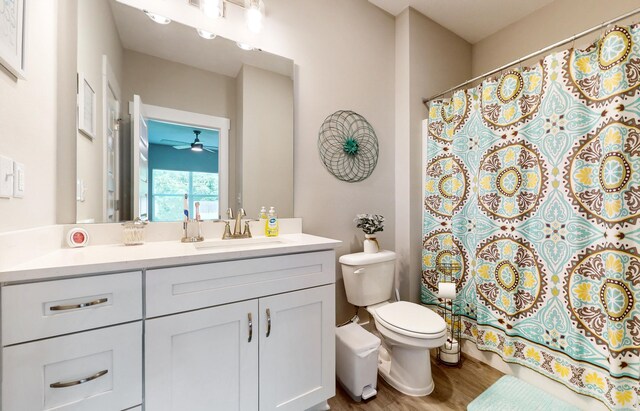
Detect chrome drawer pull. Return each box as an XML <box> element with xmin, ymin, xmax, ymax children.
<box><xmin>248</xmin><ymin>313</ymin><xmax>253</xmax><ymax>343</ymax></box>
<box><xmin>266</xmin><ymin>308</ymin><xmax>271</xmax><ymax>338</ymax></box>
<box><xmin>50</xmin><ymin>369</ymin><xmax>108</xmax><ymax>388</ymax></box>
<box><xmin>49</xmin><ymin>298</ymin><xmax>108</xmax><ymax>311</ymax></box>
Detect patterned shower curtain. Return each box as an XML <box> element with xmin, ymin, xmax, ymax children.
<box><xmin>422</xmin><ymin>24</ymin><xmax>640</xmax><ymax>410</ymax></box>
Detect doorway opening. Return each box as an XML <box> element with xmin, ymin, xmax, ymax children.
<box><xmin>130</xmin><ymin>95</ymin><xmax>230</xmax><ymax>221</ymax></box>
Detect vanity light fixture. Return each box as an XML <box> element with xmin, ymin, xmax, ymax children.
<box><xmin>143</xmin><ymin>10</ymin><xmax>171</xmax><ymax>25</ymax></box>
<box><xmin>246</xmin><ymin>0</ymin><xmax>264</xmax><ymax>33</ymax></box>
<box><xmin>189</xmin><ymin>0</ymin><xmax>266</xmax><ymax>34</ymax></box>
<box><xmin>200</xmin><ymin>0</ymin><xmax>222</xmax><ymax>19</ymax></box>
<box><xmin>197</xmin><ymin>28</ymin><xmax>217</xmax><ymax>39</ymax></box>
<box><xmin>236</xmin><ymin>42</ymin><xmax>255</xmax><ymax>51</ymax></box>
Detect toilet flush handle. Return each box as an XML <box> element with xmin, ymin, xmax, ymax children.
<box><xmin>354</xmin><ymin>267</ymin><xmax>366</xmax><ymax>275</ymax></box>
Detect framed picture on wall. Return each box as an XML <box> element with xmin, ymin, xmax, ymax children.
<box><xmin>0</xmin><ymin>0</ymin><xmax>27</xmax><ymax>79</ymax></box>
<box><xmin>78</xmin><ymin>73</ymin><xmax>97</xmax><ymax>140</ymax></box>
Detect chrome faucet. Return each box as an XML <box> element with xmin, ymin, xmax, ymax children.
<box><xmin>223</xmin><ymin>208</ymin><xmax>252</xmax><ymax>239</ymax></box>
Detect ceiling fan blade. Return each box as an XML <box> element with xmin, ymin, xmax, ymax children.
<box><xmin>161</xmin><ymin>139</ymin><xmax>190</xmax><ymax>145</ymax></box>
<box><xmin>203</xmin><ymin>148</ymin><xmax>216</xmax><ymax>153</ymax></box>
<box><xmin>173</xmin><ymin>145</ymin><xmax>191</xmax><ymax>149</ymax></box>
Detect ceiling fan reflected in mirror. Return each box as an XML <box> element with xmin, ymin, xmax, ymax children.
<box><xmin>161</xmin><ymin>130</ymin><xmax>217</xmax><ymax>153</ymax></box>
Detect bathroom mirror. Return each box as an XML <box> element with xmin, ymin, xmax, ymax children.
<box><xmin>75</xmin><ymin>0</ymin><xmax>294</xmax><ymax>223</ymax></box>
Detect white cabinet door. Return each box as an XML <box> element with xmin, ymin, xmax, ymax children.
<box><xmin>259</xmin><ymin>285</ymin><xmax>335</xmax><ymax>411</ymax></box>
<box><xmin>145</xmin><ymin>299</ymin><xmax>259</xmax><ymax>411</ymax></box>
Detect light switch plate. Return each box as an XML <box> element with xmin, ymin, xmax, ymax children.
<box><xmin>12</xmin><ymin>162</ymin><xmax>24</xmax><ymax>198</ymax></box>
<box><xmin>0</xmin><ymin>155</ymin><xmax>13</xmax><ymax>198</ymax></box>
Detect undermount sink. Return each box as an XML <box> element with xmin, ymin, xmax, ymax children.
<box><xmin>193</xmin><ymin>237</ymin><xmax>286</xmax><ymax>250</ymax></box>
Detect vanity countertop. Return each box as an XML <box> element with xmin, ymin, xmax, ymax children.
<box><xmin>0</xmin><ymin>234</ymin><xmax>342</xmax><ymax>283</ymax></box>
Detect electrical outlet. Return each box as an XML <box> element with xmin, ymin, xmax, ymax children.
<box><xmin>0</xmin><ymin>155</ymin><xmax>13</xmax><ymax>198</ymax></box>
<box><xmin>12</xmin><ymin>162</ymin><xmax>24</xmax><ymax>198</ymax></box>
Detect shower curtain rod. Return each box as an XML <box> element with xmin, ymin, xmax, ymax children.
<box><xmin>422</xmin><ymin>6</ymin><xmax>640</xmax><ymax>105</ymax></box>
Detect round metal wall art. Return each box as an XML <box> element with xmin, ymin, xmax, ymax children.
<box><xmin>317</xmin><ymin>110</ymin><xmax>379</xmax><ymax>183</ymax></box>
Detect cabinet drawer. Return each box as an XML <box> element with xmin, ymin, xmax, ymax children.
<box><xmin>146</xmin><ymin>251</ymin><xmax>335</xmax><ymax>317</ymax></box>
<box><xmin>2</xmin><ymin>322</ymin><xmax>142</xmax><ymax>411</ymax></box>
<box><xmin>2</xmin><ymin>271</ymin><xmax>142</xmax><ymax>345</ymax></box>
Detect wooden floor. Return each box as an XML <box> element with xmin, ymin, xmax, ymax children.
<box><xmin>328</xmin><ymin>354</ymin><xmax>504</xmax><ymax>411</ymax></box>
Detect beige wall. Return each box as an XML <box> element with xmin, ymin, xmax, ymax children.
<box><xmin>396</xmin><ymin>8</ymin><xmax>472</xmax><ymax>303</ymax></box>
<box><xmin>121</xmin><ymin>50</ymin><xmax>237</xmax><ymax>120</ymax></box>
<box><xmin>0</xmin><ymin>0</ymin><xmax>58</xmax><ymax>232</ymax></box>
<box><xmin>472</xmin><ymin>0</ymin><xmax>640</xmax><ymax>76</ymax></box>
<box><xmin>238</xmin><ymin>65</ymin><xmax>294</xmax><ymax>218</ymax></box>
<box><xmin>269</xmin><ymin>0</ymin><xmax>396</xmax><ymax>322</ymax></box>
<box><xmin>57</xmin><ymin>1</ymin><xmax>78</xmax><ymax>226</ymax></box>
<box><xmin>76</xmin><ymin>0</ymin><xmax>124</xmax><ymax>223</ymax></box>
<box><xmin>395</xmin><ymin>10</ymin><xmax>411</xmax><ymax>303</ymax></box>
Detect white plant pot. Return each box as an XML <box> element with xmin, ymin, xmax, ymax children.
<box><xmin>363</xmin><ymin>234</ymin><xmax>379</xmax><ymax>254</ymax></box>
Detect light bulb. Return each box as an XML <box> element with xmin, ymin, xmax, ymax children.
<box><xmin>246</xmin><ymin>4</ymin><xmax>263</xmax><ymax>33</ymax></box>
<box><xmin>143</xmin><ymin>10</ymin><xmax>171</xmax><ymax>25</ymax></box>
<box><xmin>236</xmin><ymin>42</ymin><xmax>254</xmax><ymax>51</ymax></box>
<box><xmin>197</xmin><ymin>28</ymin><xmax>217</xmax><ymax>40</ymax></box>
<box><xmin>201</xmin><ymin>0</ymin><xmax>221</xmax><ymax>19</ymax></box>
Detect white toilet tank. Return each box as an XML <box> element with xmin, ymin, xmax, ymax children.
<box><xmin>339</xmin><ymin>250</ymin><xmax>396</xmax><ymax>307</ymax></box>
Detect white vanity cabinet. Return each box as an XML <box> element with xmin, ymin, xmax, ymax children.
<box><xmin>145</xmin><ymin>250</ymin><xmax>336</xmax><ymax>411</ymax></box>
<box><xmin>0</xmin><ymin>245</ymin><xmax>337</xmax><ymax>411</ymax></box>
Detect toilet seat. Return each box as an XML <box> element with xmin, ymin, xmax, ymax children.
<box><xmin>372</xmin><ymin>301</ymin><xmax>446</xmax><ymax>340</ymax></box>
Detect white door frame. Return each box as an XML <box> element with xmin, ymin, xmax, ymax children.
<box><xmin>102</xmin><ymin>55</ymin><xmax>121</xmax><ymax>222</ymax></box>
<box><xmin>130</xmin><ymin>95</ymin><xmax>149</xmax><ymax>220</ymax></box>
<box><xmin>143</xmin><ymin>104</ymin><xmax>230</xmax><ymax>219</ymax></box>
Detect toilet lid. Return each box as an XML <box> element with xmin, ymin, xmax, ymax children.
<box><xmin>374</xmin><ymin>301</ymin><xmax>446</xmax><ymax>336</ymax></box>
<box><xmin>339</xmin><ymin>250</ymin><xmax>396</xmax><ymax>266</ymax></box>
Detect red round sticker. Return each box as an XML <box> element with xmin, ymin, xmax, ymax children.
<box><xmin>72</xmin><ymin>232</ymin><xmax>86</xmax><ymax>244</ymax></box>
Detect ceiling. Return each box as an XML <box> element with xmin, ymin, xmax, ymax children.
<box><xmin>148</xmin><ymin>120</ymin><xmax>219</xmax><ymax>149</ymax></box>
<box><xmin>110</xmin><ymin>1</ymin><xmax>294</xmax><ymax>78</ymax></box>
<box><xmin>368</xmin><ymin>0</ymin><xmax>556</xmax><ymax>43</ymax></box>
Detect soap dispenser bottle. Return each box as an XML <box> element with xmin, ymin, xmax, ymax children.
<box><xmin>258</xmin><ymin>206</ymin><xmax>268</xmax><ymax>236</ymax></box>
<box><xmin>266</xmin><ymin>206</ymin><xmax>279</xmax><ymax>237</ymax></box>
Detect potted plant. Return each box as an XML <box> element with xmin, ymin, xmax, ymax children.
<box><xmin>354</xmin><ymin>214</ymin><xmax>384</xmax><ymax>253</ymax></box>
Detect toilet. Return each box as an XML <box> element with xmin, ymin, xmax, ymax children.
<box><xmin>339</xmin><ymin>250</ymin><xmax>446</xmax><ymax>396</ymax></box>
